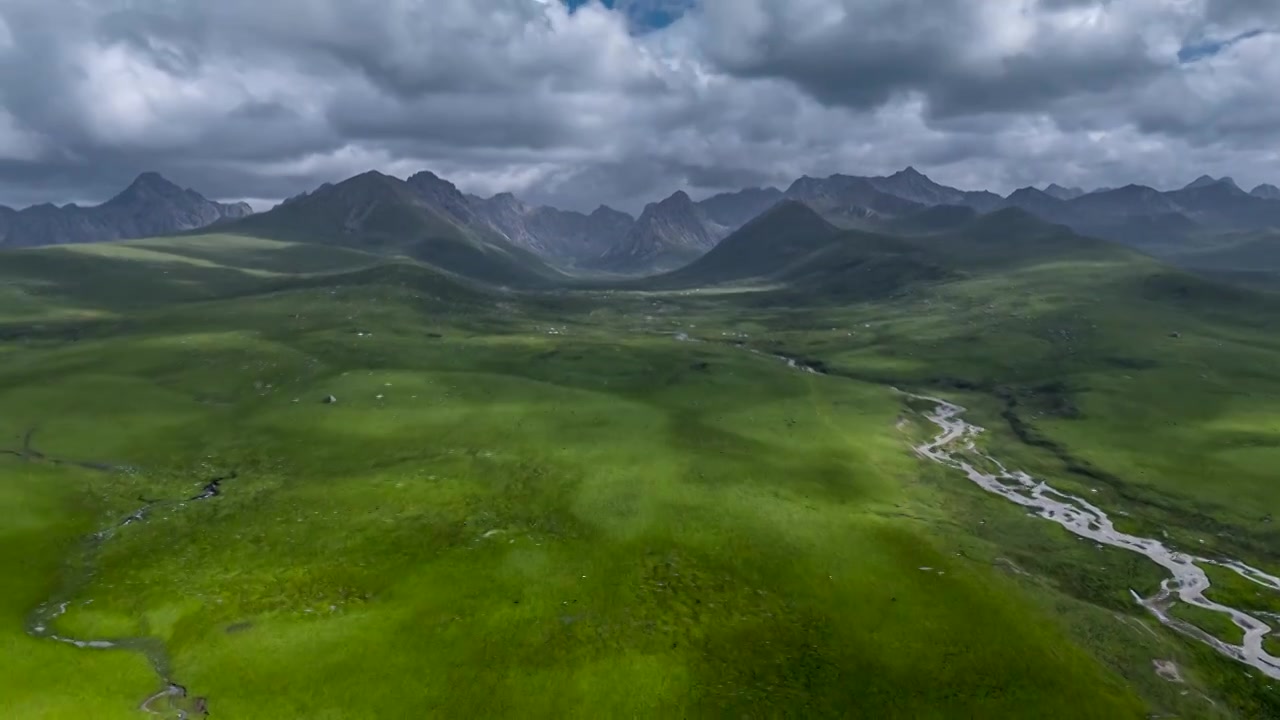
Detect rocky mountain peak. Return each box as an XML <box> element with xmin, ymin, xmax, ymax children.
<box><xmin>1177</xmin><ymin>176</ymin><xmax>1248</xmax><ymax>198</ymax></box>
<box><xmin>596</xmin><ymin>190</ymin><xmax>722</xmax><ymax>272</ymax></box>
<box><xmin>1044</xmin><ymin>184</ymin><xmax>1085</xmax><ymax>200</ymax></box>
<box><xmin>590</xmin><ymin>204</ymin><xmax>631</xmax><ymax>221</ymax></box>
<box><xmin>696</xmin><ymin>186</ymin><xmax>785</xmax><ymax>230</ymax></box>
<box><xmin>406</xmin><ymin>170</ymin><xmax>475</xmax><ymax>225</ymax></box>
<box><xmin>406</xmin><ymin>169</ymin><xmax>448</xmax><ymax>185</ymax></box>
<box><xmin>108</xmin><ymin>172</ymin><xmax>189</xmax><ymax>205</ymax></box>
<box><xmin>130</xmin><ymin>171</ymin><xmax>177</xmax><ymax>189</ymax></box>
<box><xmin>654</xmin><ymin>190</ymin><xmax>694</xmax><ymax>208</ymax></box>
<box><xmin>1251</xmin><ymin>184</ymin><xmax>1280</xmax><ymax>200</ymax></box>
<box><xmin>406</xmin><ymin>170</ymin><xmax>465</xmax><ymax>199</ymax></box>
<box><xmin>1183</xmin><ymin>175</ymin><xmax>1222</xmax><ymax>190</ymax></box>
<box><xmin>1</xmin><ymin>173</ymin><xmax>252</xmax><ymax>247</ymax></box>
<box><xmin>486</xmin><ymin>192</ymin><xmax>526</xmax><ymax>212</ymax></box>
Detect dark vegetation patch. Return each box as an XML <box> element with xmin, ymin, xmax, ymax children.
<box><xmin>1102</xmin><ymin>356</ymin><xmax>1160</xmax><ymax>371</ymax></box>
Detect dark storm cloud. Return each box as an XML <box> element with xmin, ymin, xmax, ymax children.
<box><xmin>697</xmin><ymin>0</ymin><xmax>1181</xmax><ymax>119</ymax></box>
<box><xmin>0</xmin><ymin>0</ymin><xmax>1278</xmax><ymax>212</ymax></box>
<box><xmin>1202</xmin><ymin>0</ymin><xmax>1280</xmax><ymax>24</ymax></box>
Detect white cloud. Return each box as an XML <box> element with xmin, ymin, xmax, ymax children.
<box><xmin>0</xmin><ymin>11</ymin><xmax>13</xmax><ymax>51</ymax></box>
<box><xmin>0</xmin><ymin>0</ymin><xmax>1278</xmax><ymax>211</ymax></box>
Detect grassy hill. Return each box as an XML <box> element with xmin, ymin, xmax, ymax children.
<box><xmin>1</xmin><ymin>219</ymin><xmax>1279</xmax><ymax>719</ymax></box>
<box><xmin>648</xmin><ymin>201</ymin><xmax>950</xmax><ymax>301</ymax></box>
<box><xmin>0</xmin><ymin>235</ymin><xmax>380</xmax><ymax>322</ymax></box>
<box><xmin>650</xmin><ymin>204</ymin><xmax>1135</xmax><ymax>302</ymax></box>
<box><xmin>655</xmin><ymin>201</ymin><xmax>844</xmax><ymax>285</ymax></box>
<box><xmin>904</xmin><ymin>207</ymin><xmax>1135</xmax><ymax>271</ymax></box>
<box><xmin>1155</xmin><ymin>229</ymin><xmax>1280</xmax><ymax>288</ymax></box>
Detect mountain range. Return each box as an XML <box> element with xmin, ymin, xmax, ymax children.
<box><xmin>5</xmin><ymin>166</ymin><xmax>1280</xmax><ymax>280</ymax></box>
<box><xmin>0</xmin><ymin>173</ymin><xmax>252</xmax><ymax>247</ymax></box>
<box><xmin>646</xmin><ymin>199</ymin><xmax>1129</xmax><ymax>303</ymax></box>
<box><xmin>226</xmin><ymin>170</ymin><xmax>565</xmax><ymax>286</ymax></box>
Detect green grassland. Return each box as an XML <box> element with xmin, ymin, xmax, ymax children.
<box><xmin>1</xmin><ymin>230</ymin><xmax>1278</xmax><ymax>718</ymax></box>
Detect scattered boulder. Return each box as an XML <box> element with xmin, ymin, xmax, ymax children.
<box><xmin>322</xmin><ymin>395</ymin><xmax>338</xmax><ymax>404</ymax></box>
<box><xmin>1169</xmin><ymin>332</ymin><xmax>1181</xmax><ymax>339</ymax></box>
<box><xmin>1153</xmin><ymin>659</ymin><xmax>1184</xmax><ymax>684</ymax></box>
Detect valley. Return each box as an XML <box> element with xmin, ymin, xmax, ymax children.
<box><xmin>7</xmin><ymin>0</ymin><xmax>1280</xmax><ymax>715</ymax></box>
<box><xmin>2</xmin><ymin>185</ymin><xmax>1279</xmax><ymax>718</ymax></box>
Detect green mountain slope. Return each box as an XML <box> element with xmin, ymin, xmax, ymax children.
<box><xmin>656</xmin><ymin>201</ymin><xmax>843</xmax><ymax>285</ymax></box>
<box><xmin>219</xmin><ymin>172</ymin><xmax>562</xmax><ymax>287</ymax></box>
<box><xmin>653</xmin><ymin>200</ymin><xmax>945</xmax><ymax>298</ymax></box>
<box><xmin>650</xmin><ymin>203</ymin><xmax>1133</xmax><ymax>301</ymax></box>
<box><xmin>909</xmin><ymin>207</ymin><xmax>1134</xmax><ymax>270</ymax></box>
<box><xmin>0</xmin><ymin>233</ymin><xmax>499</xmax><ymax>325</ymax></box>
<box><xmin>0</xmin><ymin>235</ymin><xmax>376</xmax><ymax>320</ymax></box>
<box><xmin>1163</xmin><ymin>229</ymin><xmax>1280</xmax><ymax>271</ymax></box>
<box><xmin>882</xmin><ymin>204</ymin><xmax>981</xmax><ymax>235</ymax></box>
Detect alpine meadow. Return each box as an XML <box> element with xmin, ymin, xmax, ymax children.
<box><xmin>3</xmin><ymin>1</ymin><xmax>1280</xmax><ymax>718</ymax></box>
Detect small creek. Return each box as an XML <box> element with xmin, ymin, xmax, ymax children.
<box><xmin>16</xmin><ymin>435</ymin><xmax>233</xmax><ymax>718</ymax></box>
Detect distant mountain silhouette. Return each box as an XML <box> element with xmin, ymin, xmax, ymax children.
<box><xmin>697</xmin><ymin>187</ymin><xmax>785</xmax><ymax>229</ymax></box>
<box><xmin>1251</xmin><ymin>184</ymin><xmax>1280</xmax><ymax>200</ymax></box>
<box><xmin>11</xmin><ymin>164</ymin><xmax>1279</xmax><ymax>285</ymax></box>
<box><xmin>468</xmin><ymin>193</ymin><xmax>633</xmax><ymax>265</ymax></box>
<box><xmin>0</xmin><ymin>173</ymin><xmax>252</xmax><ymax>247</ymax></box>
<box><xmin>218</xmin><ymin>166</ymin><xmax>1280</xmax><ymax>278</ymax></box>
<box><xmin>1044</xmin><ymin>184</ymin><xmax>1085</xmax><ymax>201</ymax></box>
<box><xmin>221</xmin><ymin>171</ymin><xmax>560</xmax><ymax>286</ymax></box>
<box><xmin>594</xmin><ymin>191</ymin><xmax>727</xmax><ymax>272</ymax></box>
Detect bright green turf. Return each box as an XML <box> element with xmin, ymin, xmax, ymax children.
<box><xmin>0</xmin><ymin>463</ymin><xmax>158</xmax><ymax>719</ymax></box>
<box><xmin>1169</xmin><ymin>604</ymin><xmax>1247</xmax><ymax>646</ymax></box>
<box><xmin>1202</xmin><ymin>564</ymin><xmax>1280</xmax><ymax>617</ymax></box>
<box><xmin>1</xmin><ymin>232</ymin><xmax>1278</xmax><ymax>718</ymax></box>
<box><xmin>0</xmin><ymin>307</ymin><xmax>1144</xmax><ymax>718</ymax></box>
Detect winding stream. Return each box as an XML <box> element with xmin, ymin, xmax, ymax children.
<box><xmin>19</xmin><ymin>449</ymin><xmax>230</xmax><ymax>718</ymax></box>
<box><xmin>17</xmin><ymin>330</ymin><xmax>1280</xmax><ymax>720</ymax></box>
<box><xmin>735</xmin><ymin>341</ymin><xmax>1280</xmax><ymax>679</ymax></box>
<box><xmin>2</xmin><ymin>427</ymin><xmax>137</xmax><ymax>473</ymax></box>
<box><xmin>905</xmin><ymin>392</ymin><xmax>1280</xmax><ymax>680</ymax></box>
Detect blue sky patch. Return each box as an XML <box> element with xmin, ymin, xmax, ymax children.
<box><xmin>562</xmin><ymin>0</ymin><xmax>693</xmax><ymax>32</ymax></box>
<box><xmin>1178</xmin><ymin>29</ymin><xmax>1264</xmax><ymax>63</ymax></box>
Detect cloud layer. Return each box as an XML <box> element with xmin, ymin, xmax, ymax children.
<box><xmin>0</xmin><ymin>0</ymin><xmax>1277</xmax><ymax>211</ymax></box>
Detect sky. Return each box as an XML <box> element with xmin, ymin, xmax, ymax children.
<box><xmin>0</xmin><ymin>0</ymin><xmax>1278</xmax><ymax>213</ymax></box>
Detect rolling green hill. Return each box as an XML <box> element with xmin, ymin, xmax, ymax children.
<box><xmin>655</xmin><ymin>201</ymin><xmax>843</xmax><ymax>285</ymax></box>
<box><xmin>650</xmin><ymin>203</ymin><xmax>1135</xmax><ymax>302</ymax></box>
<box><xmin>648</xmin><ymin>201</ymin><xmax>950</xmax><ymax>301</ymax></box>
<box><xmin>1157</xmin><ymin>229</ymin><xmax>1280</xmax><ymax>288</ymax></box>
<box><xmin>2</xmin><ymin>211</ymin><xmax>1279</xmax><ymax>720</ymax></box>
<box><xmin>906</xmin><ymin>207</ymin><xmax>1134</xmax><ymax>270</ymax></box>
<box><xmin>0</xmin><ymin>235</ymin><xmax>377</xmax><ymax>321</ymax></box>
